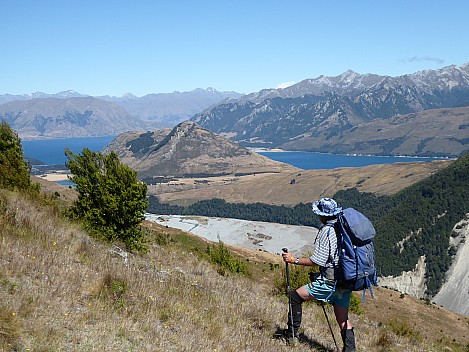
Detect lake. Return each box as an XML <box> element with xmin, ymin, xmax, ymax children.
<box><xmin>22</xmin><ymin>136</ymin><xmax>448</xmax><ymax>169</ymax></box>
<box><xmin>258</xmin><ymin>151</ymin><xmax>446</xmax><ymax>169</ymax></box>
<box><xmin>22</xmin><ymin>136</ymin><xmax>116</xmax><ymax>165</ymax></box>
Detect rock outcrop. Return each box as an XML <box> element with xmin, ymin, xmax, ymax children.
<box><xmin>379</xmin><ymin>213</ymin><xmax>469</xmax><ymax>316</ymax></box>
<box><xmin>379</xmin><ymin>256</ymin><xmax>428</xmax><ymax>299</ymax></box>
<box><xmin>432</xmin><ymin>214</ymin><xmax>469</xmax><ymax>316</ymax></box>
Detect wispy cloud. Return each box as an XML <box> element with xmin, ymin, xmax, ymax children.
<box><xmin>276</xmin><ymin>81</ymin><xmax>296</xmax><ymax>89</ymax></box>
<box><xmin>402</xmin><ymin>56</ymin><xmax>445</xmax><ymax>64</ymax></box>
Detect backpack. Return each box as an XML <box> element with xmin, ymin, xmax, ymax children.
<box><xmin>334</xmin><ymin>208</ymin><xmax>378</xmax><ymax>301</ymax></box>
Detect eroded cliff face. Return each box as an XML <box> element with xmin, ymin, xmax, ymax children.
<box><xmin>379</xmin><ymin>214</ymin><xmax>469</xmax><ymax>316</ymax></box>
<box><xmin>433</xmin><ymin>214</ymin><xmax>469</xmax><ymax>316</ymax></box>
<box><xmin>379</xmin><ymin>256</ymin><xmax>428</xmax><ymax>299</ymax></box>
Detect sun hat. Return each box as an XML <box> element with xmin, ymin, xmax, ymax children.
<box><xmin>311</xmin><ymin>197</ymin><xmax>342</xmax><ymax>216</ymax></box>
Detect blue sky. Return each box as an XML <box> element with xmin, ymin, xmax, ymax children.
<box><xmin>1</xmin><ymin>0</ymin><xmax>468</xmax><ymax>97</ymax></box>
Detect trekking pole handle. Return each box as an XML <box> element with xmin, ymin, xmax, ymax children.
<box><xmin>282</xmin><ymin>248</ymin><xmax>291</xmax><ymax>290</ymax></box>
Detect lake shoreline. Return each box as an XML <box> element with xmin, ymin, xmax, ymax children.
<box><xmin>23</xmin><ymin>137</ymin><xmax>454</xmax><ymax>173</ymax></box>
<box><xmin>258</xmin><ymin>149</ymin><xmax>454</xmax><ymax>160</ymax></box>
<box><xmin>36</xmin><ymin>173</ymin><xmax>71</xmax><ymax>182</ymax></box>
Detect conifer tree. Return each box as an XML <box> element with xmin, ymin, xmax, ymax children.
<box><xmin>65</xmin><ymin>148</ymin><xmax>148</xmax><ymax>251</ymax></box>
<box><xmin>0</xmin><ymin>121</ymin><xmax>31</xmax><ymax>190</ymax></box>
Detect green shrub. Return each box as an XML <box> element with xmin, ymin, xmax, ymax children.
<box><xmin>0</xmin><ymin>121</ymin><xmax>39</xmax><ymax>193</ymax></box>
<box><xmin>273</xmin><ymin>264</ymin><xmax>318</xmax><ymax>294</ymax></box>
<box><xmin>65</xmin><ymin>148</ymin><xmax>148</xmax><ymax>251</ymax></box>
<box><xmin>388</xmin><ymin>319</ymin><xmax>421</xmax><ymax>340</ymax></box>
<box><xmin>349</xmin><ymin>294</ymin><xmax>363</xmax><ymax>315</ymax></box>
<box><xmin>206</xmin><ymin>241</ymin><xmax>249</xmax><ymax>276</ymax></box>
<box><xmin>144</xmin><ymin>227</ymin><xmax>172</xmax><ymax>246</ymax></box>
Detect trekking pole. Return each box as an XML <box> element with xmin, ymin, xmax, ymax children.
<box><xmin>321</xmin><ymin>302</ymin><xmax>340</xmax><ymax>352</ymax></box>
<box><xmin>282</xmin><ymin>248</ymin><xmax>295</xmax><ymax>341</ymax></box>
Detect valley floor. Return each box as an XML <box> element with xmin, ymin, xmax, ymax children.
<box><xmin>145</xmin><ymin>213</ymin><xmax>318</xmax><ymax>256</ymax></box>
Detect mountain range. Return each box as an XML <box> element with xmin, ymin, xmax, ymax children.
<box><xmin>98</xmin><ymin>88</ymin><xmax>242</xmax><ymax>127</ymax></box>
<box><xmin>0</xmin><ymin>89</ymin><xmax>241</xmax><ymax>139</ymax></box>
<box><xmin>0</xmin><ymin>97</ymin><xmax>148</xmax><ymax>139</ymax></box>
<box><xmin>192</xmin><ymin>62</ymin><xmax>469</xmax><ymax>157</ymax></box>
<box><xmin>2</xmin><ymin>63</ymin><xmax>469</xmax><ymax>156</ymax></box>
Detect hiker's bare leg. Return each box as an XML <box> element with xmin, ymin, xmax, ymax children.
<box><xmin>336</xmin><ymin>303</ymin><xmax>356</xmax><ymax>351</ymax></box>
<box><xmin>296</xmin><ymin>285</ymin><xmax>313</xmax><ymax>301</ymax></box>
<box><xmin>333</xmin><ymin>303</ymin><xmax>352</xmax><ymax>330</ymax></box>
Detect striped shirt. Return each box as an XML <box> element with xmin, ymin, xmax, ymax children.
<box><xmin>310</xmin><ymin>220</ymin><xmax>339</xmax><ymax>269</ymax></box>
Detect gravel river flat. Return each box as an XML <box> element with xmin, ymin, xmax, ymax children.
<box><xmin>145</xmin><ymin>213</ymin><xmax>319</xmax><ymax>256</ymax></box>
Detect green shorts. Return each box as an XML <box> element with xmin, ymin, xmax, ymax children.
<box><xmin>305</xmin><ymin>278</ymin><xmax>352</xmax><ymax>308</ymax></box>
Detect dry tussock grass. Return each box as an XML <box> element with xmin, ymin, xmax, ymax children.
<box><xmin>152</xmin><ymin>160</ymin><xmax>453</xmax><ymax>206</ymax></box>
<box><xmin>0</xmin><ymin>189</ymin><xmax>467</xmax><ymax>351</ymax></box>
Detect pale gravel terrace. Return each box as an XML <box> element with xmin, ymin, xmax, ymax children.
<box><xmin>145</xmin><ymin>213</ymin><xmax>319</xmax><ymax>256</ymax></box>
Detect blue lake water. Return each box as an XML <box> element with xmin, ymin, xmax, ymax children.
<box><xmin>258</xmin><ymin>151</ymin><xmax>447</xmax><ymax>169</ymax></box>
<box><xmin>22</xmin><ymin>136</ymin><xmax>116</xmax><ymax>165</ymax></box>
<box><xmin>21</xmin><ymin>136</ymin><xmax>448</xmax><ymax>169</ymax></box>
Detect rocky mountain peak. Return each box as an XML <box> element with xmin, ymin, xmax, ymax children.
<box><xmin>103</xmin><ymin>121</ymin><xmax>297</xmax><ymax>181</ymax></box>
<box><xmin>460</xmin><ymin>62</ymin><xmax>469</xmax><ymax>73</ymax></box>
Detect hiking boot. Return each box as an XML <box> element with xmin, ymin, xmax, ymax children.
<box><xmin>286</xmin><ymin>290</ymin><xmax>303</xmax><ymax>346</ymax></box>
<box><xmin>341</xmin><ymin>328</ymin><xmax>356</xmax><ymax>352</ymax></box>
<box><xmin>281</xmin><ymin>329</ymin><xmax>299</xmax><ymax>347</ymax></box>
<box><xmin>288</xmin><ymin>336</ymin><xmax>299</xmax><ymax>347</ymax></box>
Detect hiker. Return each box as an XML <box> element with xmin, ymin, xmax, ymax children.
<box><xmin>282</xmin><ymin>197</ymin><xmax>356</xmax><ymax>351</ymax></box>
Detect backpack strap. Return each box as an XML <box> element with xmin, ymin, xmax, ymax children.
<box><xmin>320</xmin><ymin>225</ymin><xmax>336</xmax><ymax>281</ymax></box>
<box><xmin>323</xmin><ymin>225</ymin><xmax>339</xmax><ymax>302</ymax></box>
<box><xmin>361</xmin><ymin>277</ymin><xmax>375</xmax><ymax>302</ymax></box>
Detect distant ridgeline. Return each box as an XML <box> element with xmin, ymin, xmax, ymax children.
<box><xmin>148</xmin><ymin>151</ymin><xmax>469</xmax><ymax>296</ymax></box>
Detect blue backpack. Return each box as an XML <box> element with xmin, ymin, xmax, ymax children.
<box><xmin>334</xmin><ymin>208</ymin><xmax>378</xmax><ymax>301</ymax></box>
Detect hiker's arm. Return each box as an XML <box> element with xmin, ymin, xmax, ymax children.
<box><xmin>282</xmin><ymin>252</ymin><xmax>318</xmax><ymax>267</ymax></box>
<box><xmin>294</xmin><ymin>257</ymin><xmax>317</xmax><ymax>267</ymax></box>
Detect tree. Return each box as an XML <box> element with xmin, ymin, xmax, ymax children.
<box><xmin>65</xmin><ymin>148</ymin><xmax>148</xmax><ymax>251</ymax></box>
<box><xmin>0</xmin><ymin>121</ymin><xmax>32</xmax><ymax>190</ymax></box>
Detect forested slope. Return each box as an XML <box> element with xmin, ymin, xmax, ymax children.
<box><xmin>330</xmin><ymin>151</ymin><xmax>469</xmax><ymax>296</ymax></box>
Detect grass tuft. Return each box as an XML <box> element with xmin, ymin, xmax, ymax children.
<box><xmin>0</xmin><ymin>305</ymin><xmax>21</xmax><ymax>349</ymax></box>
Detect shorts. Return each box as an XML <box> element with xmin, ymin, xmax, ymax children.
<box><xmin>305</xmin><ymin>278</ymin><xmax>352</xmax><ymax>308</ymax></box>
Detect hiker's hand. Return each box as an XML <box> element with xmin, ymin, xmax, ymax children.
<box><xmin>282</xmin><ymin>252</ymin><xmax>296</xmax><ymax>263</ymax></box>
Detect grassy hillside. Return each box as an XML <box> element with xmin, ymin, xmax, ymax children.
<box><xmin>148</xmin><ymin>152</ymin><xmax>469</xmax><ymax>298</ymax></box>
<box><xmin>150</xmin><ymin>159</ymin><xmax>452</xmax><ymax>207</ymax></box>
<box><xmin>1</xmin><ymin>188</ymin><xmax>468</xmax><ymax>351</ymax></box>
